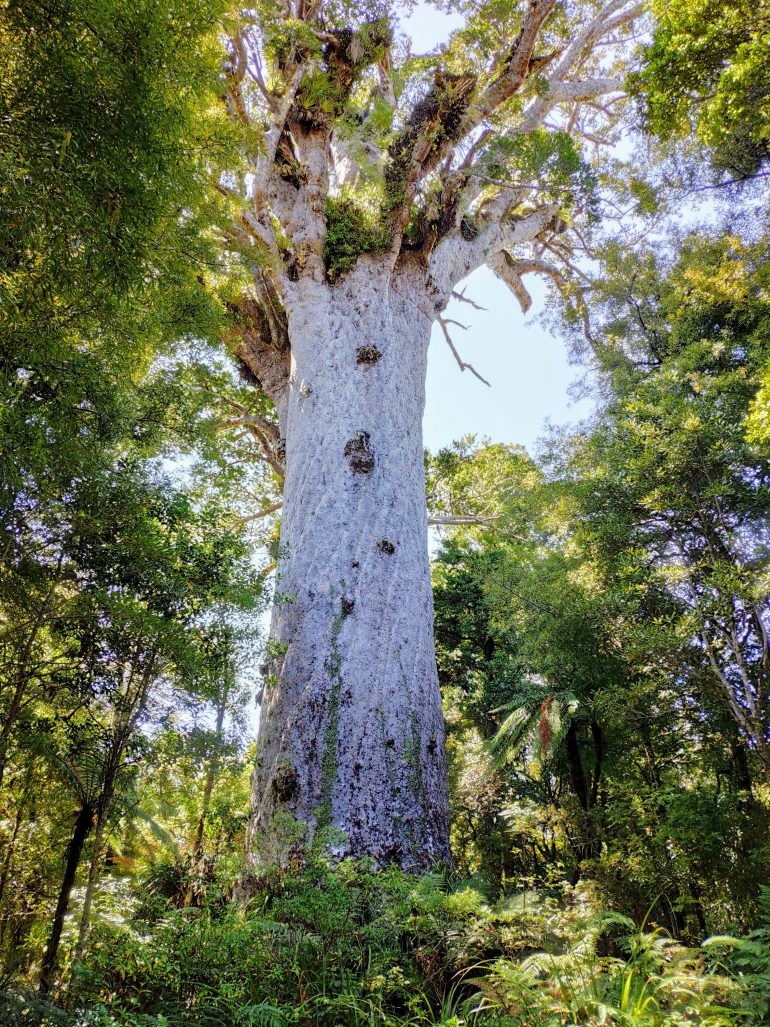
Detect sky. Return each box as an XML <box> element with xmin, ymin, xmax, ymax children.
<box><xmin>401</xmin><ymin>4</ymin><xmax>595</xmax><ymax>454</ymax></box>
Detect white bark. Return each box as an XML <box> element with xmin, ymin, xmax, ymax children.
<box><xmin>427</xmin><ymin>204</ymin><xmax>560</xmax><ymax>303</ymax></box>
<box><xmin>246</xmin><ymin>261</ymin><xmax>451</xmax><ymax>869</ymax></box>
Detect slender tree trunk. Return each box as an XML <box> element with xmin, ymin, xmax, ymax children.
<box><xmin>39</xmin><ymin>803</ymin><xmax>93</xmax><ymax>995</ymax></box>
<box><xmin>73</xmin><ymin>809</ymin><xmax>107</xmax><ymax>963</ymax></box>
<box><xmin>689</xmin><ymin>881</ymin><xmax>708</xmax><ymax>939</ymax></box>
<box><xmin>0</xmin><ymin>801</ymin><xmax>24</xmax><ymax>911</ymax></box>
<box><xmin>193</xmin><ymin>692</ymin><xmax>228</xmax><ymax>858</ymax></box>
<box><xmin>0</xmin><ymin>797</ymin><xmax>25</xmax><ymax>955</ymax></box>
<box><xmin>565</xmin><ymin>722</ymin><xmax>589</xmax><ymax>812</ymax></box>
<box><xmin>589</xmin><ymin>719</ymin><xmax>603</xmax><ymax>808</ymax></box>
<box><xmin>565</xmin><ymin>721</ymin><xmax>594</xmax><ymax>884</ymax></box>
<box><xmin>0</xmin><ymin>678</ymin><xmax>28</xmax><ymax>791</ymax></box>
<box><xmin>74</xmin><ymin>662</ymin><xmax>153</xmax><ymax>956</ymax></box>
<box><xmin>246</xmin><ymin>264</ymin><xmax>450</xmax><ymax>870</ymax></box>
<box><xmin>730</xmin><ymin>736</ymin><xmax>753</xmax><ymax>796</ymax></box>
<box><xmin>0</xmin><ymin>763</ymin><xmax>34</xmax><ymax>963</ymax></box>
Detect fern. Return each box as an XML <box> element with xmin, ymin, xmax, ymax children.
<box><xmin>490</xmin><ymin>685</ymin><xmax>579</xmax><ymax>766</ymax></box>
<box><xmin>235</xmin><ymin>1002</ymin><xmax>286</xmax><ymax>1026</ymax></box>
<box><xmin>703</xmin><ymin>886</ymin><xmax>770</xmax><ymax>1020</ymax></box>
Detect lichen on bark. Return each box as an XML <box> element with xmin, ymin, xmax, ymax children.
<box><xmin>317</xmin><ymin>597</ymin><xmax>349</xmax><ymax>831</ymax></box>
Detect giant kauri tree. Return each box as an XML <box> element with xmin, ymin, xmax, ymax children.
<box><xmin>218</xmin><ymin>0</ymin><xmax>643</xmax><ymax>868</ymax></box>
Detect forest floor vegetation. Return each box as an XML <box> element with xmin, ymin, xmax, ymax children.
<box><xmin>3</xmin><ymin>855</ymin><xmax>768</xmax><ymax>1027</ymax></box>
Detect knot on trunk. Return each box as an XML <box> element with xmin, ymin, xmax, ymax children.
<box><xmin>272</xmin><ymin>763</ymin><xmax>299</xmax><ymax>803</ymax></box>
<box><xmin>344</xmin><ymin>431</ymin><xmax>375</xmax><ymax>474</ymax></box>
<box><xmin>356</xmin><ymin>344</ymin><xmax>382</xmax><ymax>365</ymax></box>
<box><xmin>377</xmin><ymin>538</ymin><xmax>395</xmax><ymax>554</ymax></box>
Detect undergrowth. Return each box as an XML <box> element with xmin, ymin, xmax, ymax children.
<box><xmin>3</xmin><ymin>857</ymin><xmax>767</xmax><ymax>1026</ymax></box>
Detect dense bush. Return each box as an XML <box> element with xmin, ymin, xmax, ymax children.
<box><xmin>0</xmin><ymin>856</ymin><xmax>758</xmax><ymax>1027</ymax></box>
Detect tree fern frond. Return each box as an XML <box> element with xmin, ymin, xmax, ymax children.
<box><xmin>489</xmin><ymin>703</ymin><xmax>538</xmax><ymax>762</ymax></box>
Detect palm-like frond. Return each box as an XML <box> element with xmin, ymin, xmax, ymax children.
<box><xmin>489</xmin><ymin>689</ymin><xmax>579</xmax><ymax>765</ymax></box>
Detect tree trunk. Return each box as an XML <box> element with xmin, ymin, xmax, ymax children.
<box><xmin>589</xmin><ymin>719</ymin><xmax>603</xmax><ymax>808</ymax></box>
<box><xmin>246</xmin><ymin>264</ymin><xmax>451</xmax><ymax>870</ymax></box>
<box><xmin>730</xmin><ymin>736</ymin><xmax>754</xmax><ymax>796</ymax></box>
<box><xmin>74</xmin><ymin>809</ymin><xmax>107</xmax><ymax>963</ymax></box>
<box><xmin>39</xmin><ymin>803</ymin><xmax>93</xmax><ymax>995</ymax></box>
<box><xmin>565</xmin><ymin>721</ymin><xmax>589</xmax><ymax>812</ymax></box>
<box><xmin>565</xmin><ymin>721</ymin><xmax>595</xmax><ymax>884</ymax></box>
<box><xmin>193</xmin><ymin>690</ymin><xmax>228</xmax><ymax>858</ymax></box>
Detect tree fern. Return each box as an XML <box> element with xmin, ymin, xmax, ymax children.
<box><xmin>489</xmin><ymin>679</ymin><xmax>579</xmax><ymax>766</ymax></box>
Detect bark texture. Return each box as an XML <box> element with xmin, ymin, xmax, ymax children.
<box><xmin>247</xmin><ymin>263</ymin><xmax>450</xmax><ymax>869</ymax></box>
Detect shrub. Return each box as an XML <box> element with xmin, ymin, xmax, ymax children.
<box><xmin>62</xmin><ymin>859</ymin><xmax>759</xmax><ymax>1026</ymax></box>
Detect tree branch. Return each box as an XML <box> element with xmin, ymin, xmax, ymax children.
<box><xmin>437</xmin><ymin>316</ymin><xmax>491</xmax><ymax>387</ymax></box>
<box><xmin>451</xmin><ymin>287</ymin><xmax>487</xmax><ymax>311</ymax></box>
<box><xmin>488</xmin><ymin>252</ymin><xmax>566</xmax><ymax>310</ymax></box>
<box><xmin>214</xmin><ymin>413</ymin><xmax>281</xmax><ymax>444</ymax></box>
<box><xmin>235</xmin><ymin>501</ymin><xmax>283</xmax><ymax>526</ymax></box>
<box><xmin>519</xmin><ymin>76</ymin><xmax>626</xmax><ymax>134</ymax></box>
<box><xmin>467</xmin><ymin>0</ymin><xmax>559</xmax><ymax>127</ymax></box>
<box><xmin>428</xmin><ymin>203</ymin><xmax>560</xmax><ymax>302</ymax></box>
<box><xmin>428</xmin><ymin>514</ymin><xmax>498</xmax><ymax>526</ymax></box>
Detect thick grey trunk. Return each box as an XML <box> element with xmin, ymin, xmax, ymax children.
<box><xmin>247</xmin><ymin>262</ymin><xmax>450</xmax><ymax>869</ymax></box>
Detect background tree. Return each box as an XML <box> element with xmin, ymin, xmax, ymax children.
<box><xmin>0</xmin><ymin>0</ymin><xmax>270</xmax><ymax>992</ymax></box>
<box><xmin>631</xmin><ymin>0</ymin><xmax>770</xmax><ymax>182</ymax></box>
<box><xmin>430</xmin><ymin>424</ymin><xmax>770</xmax><ymax>937</ymax></box>
<box><xmin>559</xmin><ymin>233</ymin><xmax>770</xmax><ymax>780</ymax></box>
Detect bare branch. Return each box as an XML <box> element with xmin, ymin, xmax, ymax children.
<box><xmin>538</xmin><ymin>238</ymin><xmax>593</xmax><ymax>282</ymax></box>
<box><xmin>488</xmin><ymin>253</ymin><xmax>533</xmax><ymax>311</ymax></box>
<box><xmin>252</xmin><ymin>64</ymin><xmax>306</xmax><ymax>216</ymax></box>
<box><xmin>508</xmin><ymin>256</ymin><xmax>567</xmax><ymax>286</ymax></box>
<box><xmin>428</xmin><ymin>514</ymin><xmax>498</xmax><ymax>526</ymax></box>
<box><xmin>437</xmin><ymin>317</ymin><xmax>491</xmax><ymax>387</ymax></box>
<box><xmin>488</xmin><ymin>252</ymin><xmax>566</xmax><ymax>311</ymax></box>
<box><xmin>235</xmin><ymin>501</ymin><xmax>283</xmax><ymax>526</ymax></box>
<box><xmin>214</xmin><ymin>413</ymin><xmax>281</xmax><ymax>443</ymax></box>
<box><xmin>429</xmin><ymin>202</ymin><xmax>560</xmax><ymax>301</ymax></box>
<box><xmin>549</xmin><ymin>0</ymin><xmax>644</xmax><ymax>84</ymax></box>
<box><xmin>519</xmin><ymin>76</ymin><xmax>625</xmax><ymax>135</ymax></box>
<box><xmin>242</xmin><ymin>29</ymin><xmax>278</xmax><ymax>110</ymax></box>
<box><xmin>451</xmin><ymin>287</ymin><xmax>487</xmax><ymax>311</ymax></box>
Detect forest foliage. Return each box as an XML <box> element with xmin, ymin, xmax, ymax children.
<box><xmin>1</xmin><ymin>0</ymin><xmax>770</xmax><ymax>1024</ymax></box>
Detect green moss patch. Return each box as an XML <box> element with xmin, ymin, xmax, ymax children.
<box><xmin>324</xmin><ymin>198</ymin><xmax>391</xmax><ymax>281</ymax></box>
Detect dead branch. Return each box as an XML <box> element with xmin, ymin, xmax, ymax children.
<box><xmin>428</xmin><ymin>514</ymin><xmax>498</xmax><ymax>526</ymax></box>
<box><xmin>437</xmin><ymin>316</ymin><xmax>491</xmax><ymax>387</ymax></box>
<box><xmin>451</xmin><ymin>287</ymin><xmax>488</xmax><ymax>311</ymax></box>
